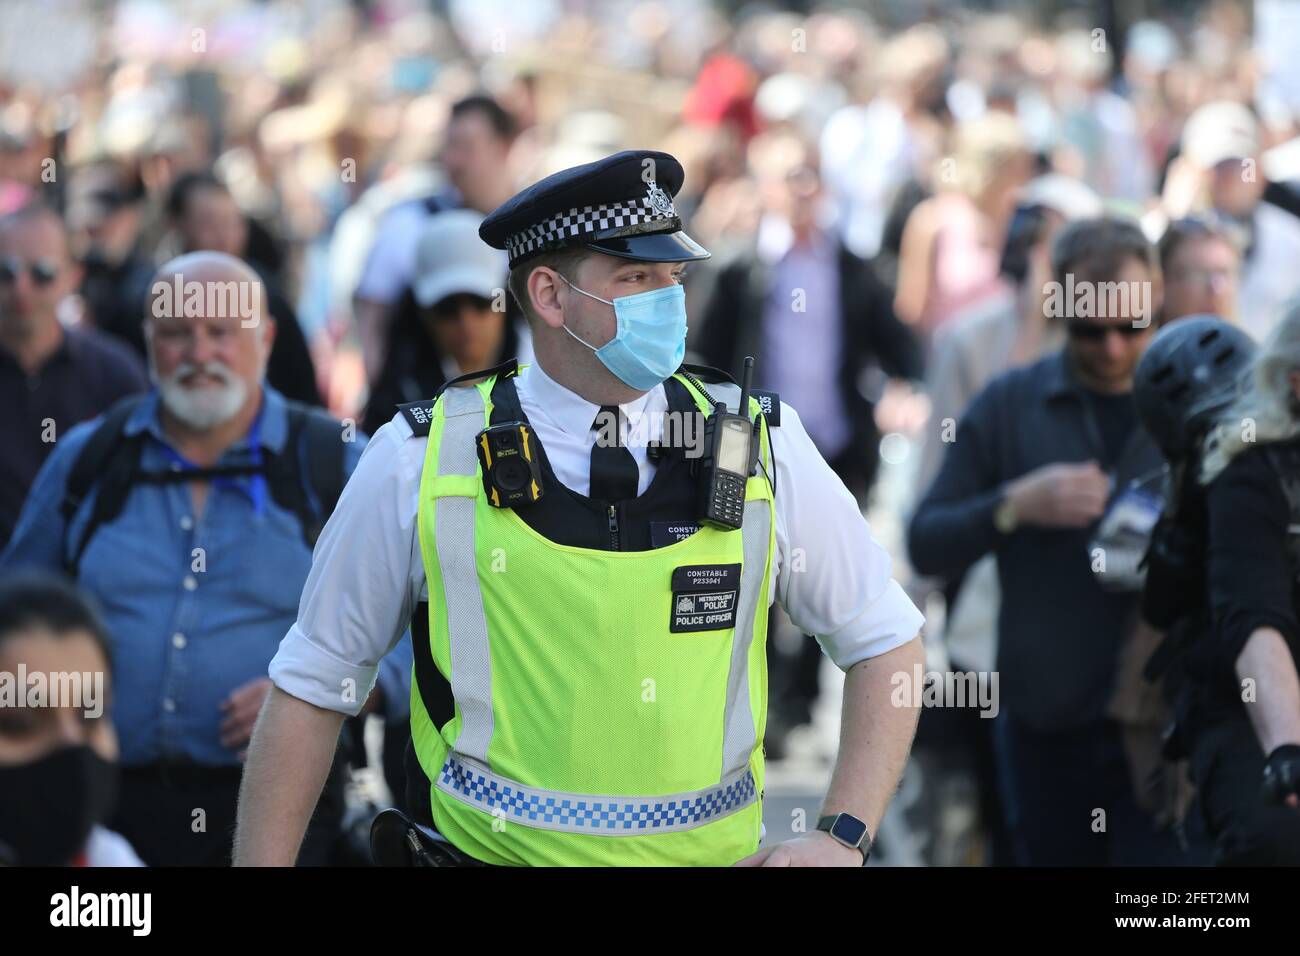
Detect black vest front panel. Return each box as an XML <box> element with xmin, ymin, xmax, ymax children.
<box><xmin>487</xmin><ymin>372</ymin><xmax>704</xmax><ymax>552</ymax></box>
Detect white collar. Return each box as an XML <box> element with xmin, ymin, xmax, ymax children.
<box><xmin>756</xmin><ymin>215</ymin><xmax>833</xmax><ymax>265</ymax></box>
<box><xmin>757</xmin><ymin>215</ymin><xmax>796</xmax><ymax>264</ymax></box>
<box><xmin>515</xmin><ymin>359</ymin><xmax>664</xmax><ymax>440</ymax></box>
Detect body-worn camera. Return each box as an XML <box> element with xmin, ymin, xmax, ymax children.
<box><xmin>695</xmin><ymin>357</ymin><xmax>761</xmax><ymax>530</ymax></box>
<box><xmin>476</xmin><ymin>421</ymin><xmax>544</xmax><ymax>508</ymax></box>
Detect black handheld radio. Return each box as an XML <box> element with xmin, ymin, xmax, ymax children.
<box><xmin>696</xmin><ymin>357</ymin><xmax>760</xmax><ymax>530</ymax></box>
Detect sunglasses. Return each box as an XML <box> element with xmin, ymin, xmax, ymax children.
<box><xmin>0</xmin><ymin>255</ymin><xmax>60</xmax><ymax>287</ymax></box>
<box><xmin>1066</xmin><ymin>320</ymin><xmax>1150</xmax><ymax>341</ymax></box>
<box><xmin>1170</xmin><ymin>267</ymin><xmax>1236</xmax><ymax>288</ymax></box>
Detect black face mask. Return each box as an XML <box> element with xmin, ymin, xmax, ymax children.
<box><xmin>0</xmin><ymin>745</ymin><xmax>119</xmax><ymax>866</ymax></box>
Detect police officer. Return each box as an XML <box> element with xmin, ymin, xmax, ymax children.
<box><xmin>1137</xmin><ymin>313</ymin><xmax>1300</xmax><ymax>864</ymax></box>
<box><xmin>234</xmin><ymin>150</ymin><xmax>926</xmax><ymax>867</ymax></box>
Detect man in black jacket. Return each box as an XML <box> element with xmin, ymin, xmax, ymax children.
<box><xmin>908</xmin><ymin>217</ymin><xmax>1191</xmax><ymax>865</ymax></box>
<box><xmin>693</xmin><ymin>132</ymin><xmax>923</xmax><ymax>747</ymax></box>
<box><xmin>693</xmin><ymin>132</ymin><xmax>923</xmax><ymax>499</ymax></box>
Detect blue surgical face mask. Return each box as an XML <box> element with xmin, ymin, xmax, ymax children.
<box><xmin>556</xmin><ymin>272</ymin><xmax>687</xmax><ymax>391</ymax></box>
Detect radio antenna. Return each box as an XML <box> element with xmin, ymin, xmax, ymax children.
<box><xmin>738</xmin><ymin>356</ymin><xmax>754</xmax><ymax>418</ymax></box>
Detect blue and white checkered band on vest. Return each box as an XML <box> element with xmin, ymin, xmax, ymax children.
<box><xmin>437</xmin><ymin>752</ymin><xmax>759</xmax><ymax>835</ymax></box>
<box><xmin>505</xmin><ymin>183</ymin><xmax>679</xmax><ymax>262</ymax></box>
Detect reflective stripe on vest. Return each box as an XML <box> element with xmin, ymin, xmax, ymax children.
<box><xmin>434</xmin><ymin>385</ymin><xmax>494</xmax><ymax>764</ymax></box>
<box><xmin>424</xmin><ymin>373</ymin><xmax>773</xmax><ymax>839</ymax></box>
<box><xmin>706</xmin><ymin>381</ymin><xmax>771</xmax><ymax>779</ymax></box>
<box><xmin>438</xmin><ymin>751</ymin><xmax>757</xmax><ymax>835</ymax></box>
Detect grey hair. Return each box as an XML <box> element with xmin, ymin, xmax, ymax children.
<box><xmin>1200</xmin><ymin>298</ymin><xmax>1300</xmax><ymax>484</ymax></box>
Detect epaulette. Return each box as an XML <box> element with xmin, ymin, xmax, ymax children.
<box><xmin>750</xmin><ymin>390</ymin><xmax>781</xmax><ymax>427</ymax></box>
<box><xmin>398</xmin><ymin>400</ymin><xmax>438</xmax><ymax>437</ymax></box>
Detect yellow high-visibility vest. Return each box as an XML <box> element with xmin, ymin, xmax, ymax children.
<box><xmin>411</xmin><ymin>368</ymin><xmax>776</xmax><ymax>865</ymax></box>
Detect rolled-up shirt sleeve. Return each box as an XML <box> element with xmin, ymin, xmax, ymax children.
<box><xmin>270</xmin><ymin>417</ymin><xmax>424</xmax><ymax>715</ymax></box>
<box><xmin>771</xmin><ymin>403</ymin><xmax>926</xmax><ymax>671</ymax></box>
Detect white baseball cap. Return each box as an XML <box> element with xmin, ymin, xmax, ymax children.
<box><xmin>1181</xmin><ymin>101</ymin><xmax>1260</xmax><ymax>169</ymax></box>
<box><xmin>1018</xmin><ymin>174</ymin><xmax>1103</xmax><ymax>221</ymax></box>
<box><xmin>413</xmin><ymin>209</ymin><xmax>507</xmax><ymax>308</ymax></box>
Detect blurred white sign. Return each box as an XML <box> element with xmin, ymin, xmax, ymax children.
<box><xmin>1257</xmin><ymin>0</ymin><xmax>1300</xmax><ymax>127</ymax></box>
<box><xmin>0</xmin><ymin>0</ymin><xmax>98</xmax><ymax>91</ymax></box>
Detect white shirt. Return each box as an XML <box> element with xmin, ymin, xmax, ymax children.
<box><xmin>269</xmin><ymin>361</ymin><xmax>925</xmax><ymax>715</ymax></box>
<box><xmin>1239</xmin><ymin>202</ymin><xmax>1300</xmax><ymax>342</ymax></box>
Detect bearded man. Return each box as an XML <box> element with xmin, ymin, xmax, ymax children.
<box><xmin>1</xmin><ymin>251</ymin><xmax>379</xmax><ymax>866</ymax></box>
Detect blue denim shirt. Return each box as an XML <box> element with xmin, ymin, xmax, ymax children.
<box><xmin>1</xmin><ymin>386</ymin><xmax>411</xmax><ymax>766</ymax></box>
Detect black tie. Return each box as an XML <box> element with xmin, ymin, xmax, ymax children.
<box><xmin>589</xmin><ymin>405</ymin><xmax>639</xmax><ymax>502</ymax></box>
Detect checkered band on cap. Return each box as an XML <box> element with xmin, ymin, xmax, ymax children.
<box><xmin>506</xmin><ymin>189</ymin><xmax>678</xmax><ymax>263</ymax></box>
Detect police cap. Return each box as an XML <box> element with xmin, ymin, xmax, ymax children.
<box><xmin>479</xmin><ymin>149</ymin><xmax>711</xmax><ymax>269</ymax></box>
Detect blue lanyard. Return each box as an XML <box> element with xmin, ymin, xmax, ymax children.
<box><xmin>156</xmin><ymin>405</ymin><xmax>268</xmax><ymax>517</ymax></box>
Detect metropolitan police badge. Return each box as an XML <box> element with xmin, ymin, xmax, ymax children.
<box><xmin>645</xmin><ymin>179</ymin><xmax>675</xmax><ymax>217</ymax></box>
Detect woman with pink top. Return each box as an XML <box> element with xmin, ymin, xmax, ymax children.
<box><xmin>894</xmin><ymin>111</ymin><xmax>1035</xmax><ymax>340</ymax></box>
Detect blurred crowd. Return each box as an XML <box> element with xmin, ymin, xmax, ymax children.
<box><xmin>3</xmin><ymin>0</ymin><xmax>1300</xmax><ymax>866</ymax></box>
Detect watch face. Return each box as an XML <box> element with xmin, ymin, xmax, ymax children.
<box><xmin>832</xmin><ymin>814</ymin><xmax>868</xmax><ymax>847</ymax></box>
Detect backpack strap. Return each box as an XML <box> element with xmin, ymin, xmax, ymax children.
<box><xmin>61</xmin><ymin>396</ymin><xmax>150</xmax><ymax>575</ymax></box>
<box><xmin>62</xmin><ymin>396</ymin><xmax>346</xmax><ymax>568</ymax></box>
<box><xmin>264</xmin><ymin>403</ymin><xmax>347</xmax><ymax>549</ymax></box>
<box><xmin>60</xmin><ymin>396</ymin><xmax>147</xmax><ymax>524</ymax></box>
<box><xmin>300</xmin><ymin>408</ymin><xmax>347</xmax><ymax>527</ymax></box>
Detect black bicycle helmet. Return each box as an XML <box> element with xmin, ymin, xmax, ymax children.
<box><xmin>1134</xmin><ymin>315</ymin><xmax>1256</xmax><ymax>459</ymax></box>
